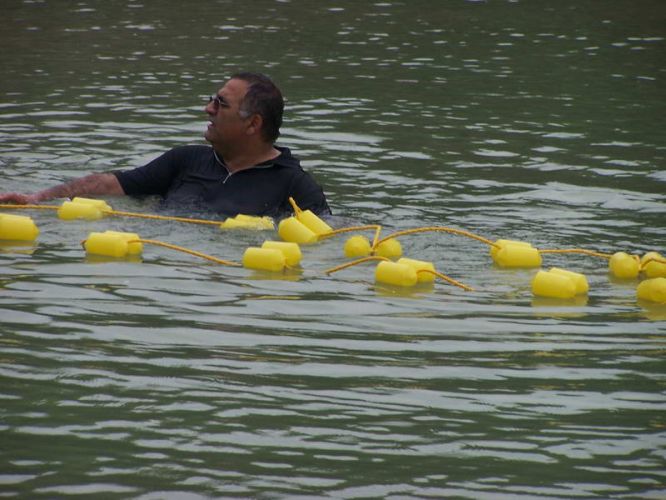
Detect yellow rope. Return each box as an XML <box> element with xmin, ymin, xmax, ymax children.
<box><xmin>640</xmin><ymin>256</ymin><xmax>666</xmax><ymax>271</ymax></box>
<box><xmin>324</xmin><ymin>255</ymin><xmax>390</xmax><ymax>275</ymax></box>
<box><xmin>104</xmin><ymin>210</ymin><xmax>222</xmax><ymax>226</ymax></box>
<box><xmin>319</xmin><ymin>224</ymin><xmax>383</xmax><ymax>248</ymax></box>
<box><xmin>288</xmin><ymin>196</ymin><xmax>302</xmax><ymax>216</ymax></box>
<box><xmin>417</xmin><ymin>269</ymin><xmax>474</xmax><ymax>292</ymax></box>
<box><xmin>374</xmin><ymin>226</ymin><xmax>497</xmax><ymax>249</ymax></box>
<box><xmin>132</xmin><ymin>239</ymin><xmax>241</xmax><ymax>267</ymax></box>
<box><xmin>0</xmin><ymin>203</ymin><xmax>228</xmax><ymax>226</ymax></box>
<box><xmin>0</xmin><ymin>204</ymin><xmax>60</xmax><ymax>211</ymax></box>
<box><xmin>538</xmin><ymin>248</ymin><xmax>613</xmax><ymax>260</ymax></box>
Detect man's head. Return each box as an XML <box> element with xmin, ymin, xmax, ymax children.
<box><xmin>205</xmin><ymin>72</ymin><xmax>283</xmax><ymax>150</ymax></box>
<box><xmin>231</xmin><ymin>72</ymin><xmax>284</xmax><ymax>144</ymax></box>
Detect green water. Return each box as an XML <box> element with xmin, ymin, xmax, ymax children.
<box><xmin>1</xmin><ymin>1</ymin><xmax>665</xmax><ymax>498</ymax></box>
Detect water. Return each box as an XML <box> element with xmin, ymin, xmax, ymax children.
<box><xmin>1</xmin><ymin>0</ymin><xmax>665</xmax><ymax>498</ymax></box>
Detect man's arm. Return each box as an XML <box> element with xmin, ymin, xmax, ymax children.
<box><xmin>288</xmin><ymin>171</ymin><xmax>331</xmax><ymax>216</ymax></box>
<box><xmin>0</xmin><ymin>173</ymin><xmax>125</xmax><ymax>204</ymax></box>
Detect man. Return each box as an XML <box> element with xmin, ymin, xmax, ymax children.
<box><xmin>0</xmin><ymin>72</ymin><xmax>330</xmax><ymax>217</ymax></box>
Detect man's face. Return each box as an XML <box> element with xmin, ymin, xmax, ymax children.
<box><xmin>204</xmin><ymin>78</ymin><xmax>251</xmax><ymax>147</ymax></box>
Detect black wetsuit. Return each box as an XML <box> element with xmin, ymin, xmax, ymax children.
<box><xmin>114</xmin><ymin>145</ymin><xmax>330</xmax><ymax>217</ymax></box>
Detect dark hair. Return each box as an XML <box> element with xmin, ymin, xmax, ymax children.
<box><xmin>231</xmin><ymin>72</ymin><xmax>284</xmax><ymax>143</ymax></box>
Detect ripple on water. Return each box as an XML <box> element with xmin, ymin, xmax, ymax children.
<box><xmin>1</xmin><ymin>1</ymin><xmax>666</xmax><ymax>498</ymax></box>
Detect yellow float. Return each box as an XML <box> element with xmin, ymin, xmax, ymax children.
<box><xmin>532</xmin><ymin>268</ymin><xmax>588</xmax><ymax>299</ymax></box>
<box><xmin>343</xmin><ymin>235</ymin><xmax>372</xmax><ymax>258</ymax></box>
<box><xmin>637</xmin><ymin>277</ymin><xmax>666</xmax><ymax>304</ymax></box>
<box><xmin>0</xmin><ymin>213</ymin><xmax>39</xmax><ymax>241</ymax></box>
<box><xmin>375</xmin><ymin>260</ymin><xmax>418</xmax><ymax>287</ymax></box>
<box><xmin>491</xmin><ymin>240</ymin><xmax>542</xmax><ymax>268</ymax></box>
<box><xmin>261</xmin><ymin>240</ymin><xmax>302</xmax><ymax>267</ymax></box>
<box><xmin>608</xmin><ymin>252</ymin><xmax>640</xmax><ymax>279</ymax></box>
<box><xmin>278</xmin><ymin>217</ymin><xmax>318</xmax><ymax>244</ymax></box>
<box><xmin>242</xmin><ymin>247</ymin><xmax>286</xmax><ymax>272</ymax></box>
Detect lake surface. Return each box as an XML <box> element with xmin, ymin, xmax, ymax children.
<box><xmin>1</xmin><ymin>0</ymin><xmax>665</xmax><ymax>498</ymax></box>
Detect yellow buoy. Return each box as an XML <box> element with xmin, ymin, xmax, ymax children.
<box><xmin>242</xmin><ymin>247</ymin><xmax>286</xmax><ymax>272</ymax></box>
<box><xmin>397</xmin><ymin>257</ymin><xmax>436</xmax><ymax>283</ymax></box>
<box><xmin>375</xmin><ymin>260</ymin><xmax>417</xmax><ymax>287</ymax></box>
<box><xmin>261</xmin><ymin>240</ymin><xmax>302</xmax><ymax>267</ymax></box>
<box><xmin>58</xmin><ymin>200</ymin><xmax>103</xmax><ymax>221</ymax></box>
<box><xmin>288</xmin><ymin>195</ymin><xmax>332</xmax><ymax>235</ymax></box>
<box><xmin>103</xmin><ymin>231</ymin><xmax>143</xmax><ymax>255</ymax></box>
<box><xmin>644</xmin><ymin>261</ymin><xmax>666</xmax><ymax>279</ymax></box>
<box><xmin>548</xmin><ymin>267</ymin><xmax>589</xmax><ymax>295</ymax></box>
<box><xmin>84</xmin><ymin>232</ymin><xmax>129</xmax><ymax>258</ymax></box>
<box><xmin>297</xmin><ymin>209</ymin><xmax>332</xmax><ymax>235</ymax></box>
<box><xmin>344</xmin><ymin>235</ymin><xmax>372</xmax><ymax>258</ymax></box>
<box><xmin>636</xmin><ymin>277</ymin><xmax>666</xmax><ymax>304</ymax></box>
<box><xmin>641</xmin><ymin>251</ymin><xmax>666</xmax><ymax>279</ymax></box>
<box><xmin>0</xmin><ymin>214</ymin><xmax>39</xmax><ymax>241</ymax></box>
<box><xmin>237</xmin><ymin>214</ymin><xmax>274</xmax><ymax>230</ymax></box>
<box><xmin>492</xmin><ymin>243</ymin><xmax>542</xmax><ymax>268</ymax></box>
<box><xmin>71</xmin><ymin>197</ymin><xmax>112</xmax><ymax>212</ymax></box>
<box><xmin>374</xmin><ymin>238</ymin><xmax>402</xmax><ymax>259</ymax></box>
<box><xmin>532</xmin><ymin>270</ymin><xmax>577</xmax><ymax>299</ymax></box>
<box><xmin>220</xmin><ymin>214</ymin><xmax>274</xmax><ymax>230</ymax></box>
<box><xmin>609</xmin><ymin>252</ymin><xmax>640</xmax><ymax>279</ymax></box>
<box><xmin>219</xmin><ymin>217</ymin><xmax>248</xmax><ymax>229</ymax></box>
<box><xmin>490</xmin><ymin>239</ymin><xmax>533</xmax><ymax>260</ymax></box>
<box><xmin>278</xmin><ymin>217</ymin><xmax>318</xmax><ymax>244</ymax></box>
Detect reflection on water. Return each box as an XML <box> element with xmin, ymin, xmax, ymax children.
<box><xmin>2</xmin><ymin>0</ymin><xmax>666</xmax><ymax>498</ymax></box>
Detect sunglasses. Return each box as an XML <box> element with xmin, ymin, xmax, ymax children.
<box><xmin>208</xmin><ymin>95</ymin><xmax>229</xmax><ymax>109</ymax></box>
<box><xmin>208</xmin><ymin>94</ymin><xmax>252</xmax><ymax>119</ymax></box>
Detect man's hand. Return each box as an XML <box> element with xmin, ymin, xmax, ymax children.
<box><xmin>0</xmin><ymin>192</ymin><xmax>40</xmax><ymax>205</ymax></box>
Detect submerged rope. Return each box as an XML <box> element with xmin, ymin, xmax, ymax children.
<box><xmin>131</xmin><ymin>239</ymin><xmax>241</xmax><ymax>267</ymax></box>
<box><xmin>538</xmin><ymin>248</ymin><xmax>613</xmax><ymax>260</ymax></box>
<box><xmin>417</xmin><ymin>269</ymin><xmax>474</xmax><ymax>292</ymax></box>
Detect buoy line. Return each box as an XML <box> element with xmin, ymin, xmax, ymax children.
<box><xmin>1</xmin><ymin>197</ymin><xmax>665</xmax><ymax>303</ymax></box>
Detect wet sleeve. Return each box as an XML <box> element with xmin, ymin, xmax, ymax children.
<box><xmin>113</xmin><ymin>148</ymin><xmax>183</xmax><ymax>197</ymax></box>
<box><xmin>289</xmin><ymin>171</ymin><xmax>331</xmax><ymax>215</ymax></box>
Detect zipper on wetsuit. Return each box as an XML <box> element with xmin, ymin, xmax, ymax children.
<box><xmin>214</xmin><ymin>149</ymin><xmax>275</xmax><ymax>184</ymax></box>
<box><xmin>214</xmin><ymin>150</ymin><xmax>232</xmax><ymax>184</ymax></box>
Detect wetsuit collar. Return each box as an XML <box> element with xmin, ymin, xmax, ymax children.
<box><xmin>213</xmin><ymin>145</ymin><xmax>300</xmax><ymax>170</ymax></box>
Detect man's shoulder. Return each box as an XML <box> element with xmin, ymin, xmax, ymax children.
<box><xmin>157</xmin><ymin>145</ymin><xmax>215</xmax><ymax>170</ymax></box>
<box><xmin>273</xmin><ymin>145</ymin><xmax>301</xmax><ymax>169</ymax></box>
<box><xmin>169</xmin><ymin>144</ymin><xmax>213</xmax><ymax>157</ymax></box>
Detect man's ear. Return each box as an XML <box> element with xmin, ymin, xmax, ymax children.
<box><xmin>246</xmin><ymin>114</ymin><xmax>263</xmax><ymax>136</ymax></box>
